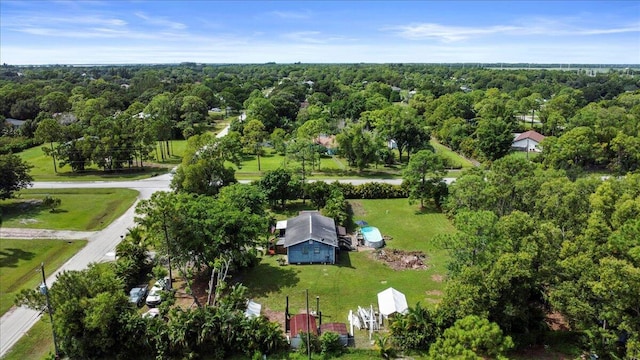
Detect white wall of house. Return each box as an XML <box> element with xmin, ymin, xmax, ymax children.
<box><xmin>512</xmin><ymin>139</ymin><xmax>541</xmax><ymax>152</ymax></box>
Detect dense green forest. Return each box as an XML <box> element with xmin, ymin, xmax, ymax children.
<box><xmin>2</xmin><ymin>63</ymin><xmax>639</xmax><ymax>173</ymax></box>
<box><xmin>5</xmin><ymin>63</ymin><xmax>640</xmax><ymax>359</ymax></box>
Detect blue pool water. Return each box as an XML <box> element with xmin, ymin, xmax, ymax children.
<box><xmin>360</xmin><ymin>226</ymin><xmax>384</xmax><ymax>248</ymax></box>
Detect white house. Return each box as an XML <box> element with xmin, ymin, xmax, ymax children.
<box><xmin>512</xmin><ymin>130</ymin><xmax>545</xmax><ymax>152</ymax></box>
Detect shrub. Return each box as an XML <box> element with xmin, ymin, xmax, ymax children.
<box><xmin>42</xmin><ymin>195</ymin><xmax>62</xmax><ymax>212</ymax></box>
<box><xmin>332</xmin><ymin>181</ymin><xmax>408</xmax><ymax>199</ymax></box>
<box><xmin>373</xmin><ymin>333</ymin><xmax>396</xmax><ymax>359</ymax></box>
<box><xmin>320</xmin><ymin>331</ymin><xmax>344</xmax><ymax>357</ymax></box>
<box><xmin>298</xmin><ymin>332</ymin><xmax>321</xmax><ymax>355</ymax></box>
<box><xmin>0</xmin><ymin>136</ymin><xmax>41</xmax><ymax>155</ymax></box>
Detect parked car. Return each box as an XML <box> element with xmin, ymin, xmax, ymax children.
<box><xmin>142</xmin><ymin>308</ymin><xmax>160</xmax><ymax>318</ymax></box>
<box><xmin>129</xmin><ymin>285</ymin><xmax>148</xmax><ymax>307</ymax></box>
<box><xmin>145</xmin><ymin>278</ymin><xmax>169</xmax><ymax>307</ymax></box>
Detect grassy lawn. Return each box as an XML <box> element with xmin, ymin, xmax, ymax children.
<box><xmin>430</xmin><ymin>139</ymin><xmax>475</xmax><ymax>169</ymax></box>
<box><xmin>1</xmin><ymin>188</ymin><xmax>138</xmax><ymax>231</ymax></box>
<box><xmin>239</xmin><ymin>199</ymin><xmax>454</xmax><ymax>347</ymax></box>
<box><xmin>19</xmin><ymin>145</ymin><xmax>171</xmax><ymax>181</ymax></box>
<box><xmin>1</xmin><ymin>319</ymin><xmax>54</xmax><ymax>360</ymax></box>
<box><xmin>0</xmin><ymin>238</ymin><xmax>87</xmax><ymax>316</ymax></box>
<box><xmin>233</xmin><ymin>149</ymin><xmax>406</xmax><ymax>181</ymax></box>
<box><xmin>508</xmin><ymin>150</ymin><xmax>540</xmax><ymax>161</ymax></box>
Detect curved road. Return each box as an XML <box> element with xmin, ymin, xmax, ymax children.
<box><xmin>0</xmin><ymin>166</ymin><xmax>455</xmax><ymax>356</ymax></box>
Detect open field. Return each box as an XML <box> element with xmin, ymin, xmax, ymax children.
<box><xmin>1</xmin><ymin>188</ymin><xmax>138</xmax><ymax>231</ymax></box>
<box><xmin>0</xmin><ymin>239</ymin><xmax>87</xmax><ymax>316</ymax></box>
<box><xmin>18</xmin><ymin>145</ymin><xmax>171</xmax><ymax>181</ymax></box>
<box><xmin>239</xmin><ymin>199</ymin><xmax>454</xmax><ymax>348</ymax></box>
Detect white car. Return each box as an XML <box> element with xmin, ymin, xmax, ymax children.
<box><xmin>145</xmin><ymin>278</ymin><xmax>169</xmax><ymax>307</ymax></box>
<box><xmin>142</xmin><ymin>308</ymin><xmax>160</xmax><ymax>318</ymax></box>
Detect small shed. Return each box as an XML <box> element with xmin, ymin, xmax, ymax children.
<box><xmin>320</xmin><ymin>323</ymin><xmax>349</xmax><ymax>346</ymax></box>
<box><xmin>289</xmin><ymin>313</ymin><xmax>318</xmax><ymax>348</ymax></box>
<box><xmin>284</xmin><ymin>212</ymin><xmax>338</xmax><ymax>264</ymax></box>
<box><xmin>377</xmin><ymin>287</ymin><xmax>408</xmax><ymax>317</ymax></box>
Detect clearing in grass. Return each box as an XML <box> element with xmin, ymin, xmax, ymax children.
<box><xmin>0</xmin><ymin>238</ymin><xmax>87</xmax><ymax>316</ymax></box>
<box><xmin>0</xmin><ymin>188</ymin><xmax>138</xmax><ymax>231</ymax></box>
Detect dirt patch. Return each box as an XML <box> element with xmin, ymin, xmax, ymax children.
<box><xmin>431</xmin><ymin>274</ymin><xmax>444</xmax><ymax>282</ymax></box>
<box><xmin>349</xmin><ymin>201</ymin><xmax>366</xmax><ymax>217</ymax></box>
<box><xmin>19</xmin><ymin>218</ymin><xmax>39</xmax><ymax>224</ymax></box>
<box><xmin>371</xmin><ymin>249</ymin><xmax>429</xmax><ymax>270</ymax></box>
<box><xmin>263</xmin><ymin>307</ymin><xmax>286</xmax><ymax>329</ymax></box>
<box><xmin>546</xmin><ymin>312</ymin><xmax>570</xmax><ymax>331</ymax></box>
<box><xmin>425</xmin><ymin>290</ymin><xmax>443</xmax><ymax>296</ymax></box>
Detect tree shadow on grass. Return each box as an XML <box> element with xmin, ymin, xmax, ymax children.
<box><xmin>0</xmin><ymin>248</ymin><xmax>36</xmax><ymax>268</ymax></box>
<box><xmin>412</xmin><ymin>202</ymin><xmax>443</xmax><ymax>216</ymax></box>
<box><xmin>0</xmin><ymin>200</ymin><xmax>49</xmax><ymax>223</ymax></box>
<box><xmin>234</xmin><ymin>261</ymin><xmax>300</xmax><ymax>299</ymax></box>
<box><xmin>336</xmin><ymin>251</ymin><xmax>354</xmax><ymax>269</ymax></box>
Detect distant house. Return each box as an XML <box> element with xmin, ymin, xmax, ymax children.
<box><xmin>4</xmin><ymin>118</ymin><xmax>25</xmax><ymax>128</ymax></box>
<box><xmin>283</xmin><ymin>211</ymin><xmax>338</xmax><ymax>264</ymax></box>
<box><xmin>314</xmin><ymin>135</ymin><xmax>337</xmax><ymax>155</ymax></box>
<box><xmin>512</xmin><ymin>130</ymin><xmax>545</xmax><ymax>152</ymax></box>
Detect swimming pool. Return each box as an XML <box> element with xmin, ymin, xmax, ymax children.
<box><xmin>360</xmin><ymin>226</ymin><xmax>384</xmax><ymax>248</ymax></box>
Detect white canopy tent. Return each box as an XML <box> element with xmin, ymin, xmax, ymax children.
<box><xmin>377</xmin><ymin>287</ymin><xmax>408</xmax><ymax>316</ymax></box>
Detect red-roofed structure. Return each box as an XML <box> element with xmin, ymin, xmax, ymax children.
<box><xmin>290</xmin><ymin>314</ymin><xmax>317</xmax><ymax>338</ymax></box>
<box><xmin>512</xmin><ymin>130</ymin><xmax>545</xmax><ymax>152</ymax></box>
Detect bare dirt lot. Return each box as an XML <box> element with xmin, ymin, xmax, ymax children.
<box><xmin>370</xmin><ymin>249</ymin><xmax>429</xmax><ymax>270</ymax></box>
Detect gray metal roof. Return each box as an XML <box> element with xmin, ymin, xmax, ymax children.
<box><xmin>5</xmin><ymin>118</ymin><xmax>25</xmax><ymax>127</ymax></box>
<box><xmin>283</xmin><ymin>212</ymin><xmax>338</xmax><ymax>248</ymax></box>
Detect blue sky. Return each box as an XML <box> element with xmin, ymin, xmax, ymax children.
<box><xmin>1</xmin><ymin>1</ymin><xmax>639</xmax><ymax>65</ymax></box>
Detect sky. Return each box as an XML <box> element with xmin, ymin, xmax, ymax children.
<box><xmin>1</xmin><ymin>0</ymin><xmax>639</xmax><ymax>65</ymax></box>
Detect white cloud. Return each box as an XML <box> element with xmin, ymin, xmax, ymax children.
<box><xmin>269</xmin><ymin>10</ymin><xmax>311</xmax><ymax>20</ymax></box>
<box><xmin>385</xmin><ymin>23</ymin><xmax>521</xmax><ymax>42</ymax></box>
<box><xmin>282</xmin><ymin>31</ymin><xmax>325</xmax><ymax>43</ymax></box>
<box><xmin>134</xmin><ymin>12</ymin><xmax>187</xmax><ymax>30</ymax></box>
<box><xmin>385</xmin><ymin>20</ymin><xmax>640</xmax><ymax>42</ymax></box>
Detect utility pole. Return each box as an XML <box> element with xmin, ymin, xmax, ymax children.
<box><xmin>306</xmin><ymin>289</ymin><xmax>311</xmax><ymax>360</ymax></box>
<box><xmin>40</xmin><ymin>263</ymin><xmax>60</xmax><ymax>359</ymax></box>
<box><xmin>162</xmin><ymin>218</ymin><xmax>173</xmax><ymax>290</ymax></box>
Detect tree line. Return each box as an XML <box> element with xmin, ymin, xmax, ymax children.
<box><xmin>2</xmin><ymin>63</ymin><xmax>639</xmax><ymax>175</ymax></box>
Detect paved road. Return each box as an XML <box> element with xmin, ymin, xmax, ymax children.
<box><xmin>0</xmin><ymin>122</ymin><xmax>456</xmax><ymax>356</ymax></box>
<box><xmin>0</xmin><ymin>174</ymin><xmax>171</xmax><ymax>357</ymax></box>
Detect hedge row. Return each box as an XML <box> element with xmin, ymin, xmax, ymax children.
<box><xmin>332</xmin><ymin>181</ymin><xmax>408</xmax><ymax>199</ymax></box>
<box><xmin>0</xmin><ymin>137</ymin><xmax>42</xmax><ymax>155</ymax></box>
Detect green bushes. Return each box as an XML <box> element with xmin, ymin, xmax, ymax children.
<box><xmin>298</xmin><ymin>331</ymin><xmax>345</xmax><ymax>359</ymax></box>
<box><xmin>332</xmin><ymin>182</ymin><xmax>408</xmax><ymax>199</ymax></box>
<box><xmin>319</xmin><ymin>331</ymin><xmax>344</xmax><ymax>357</ymax></box>
<box><xmin>0</xmin><ymin>137</ymin><xmax>41</xmax><ymax>155</ymax></box>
